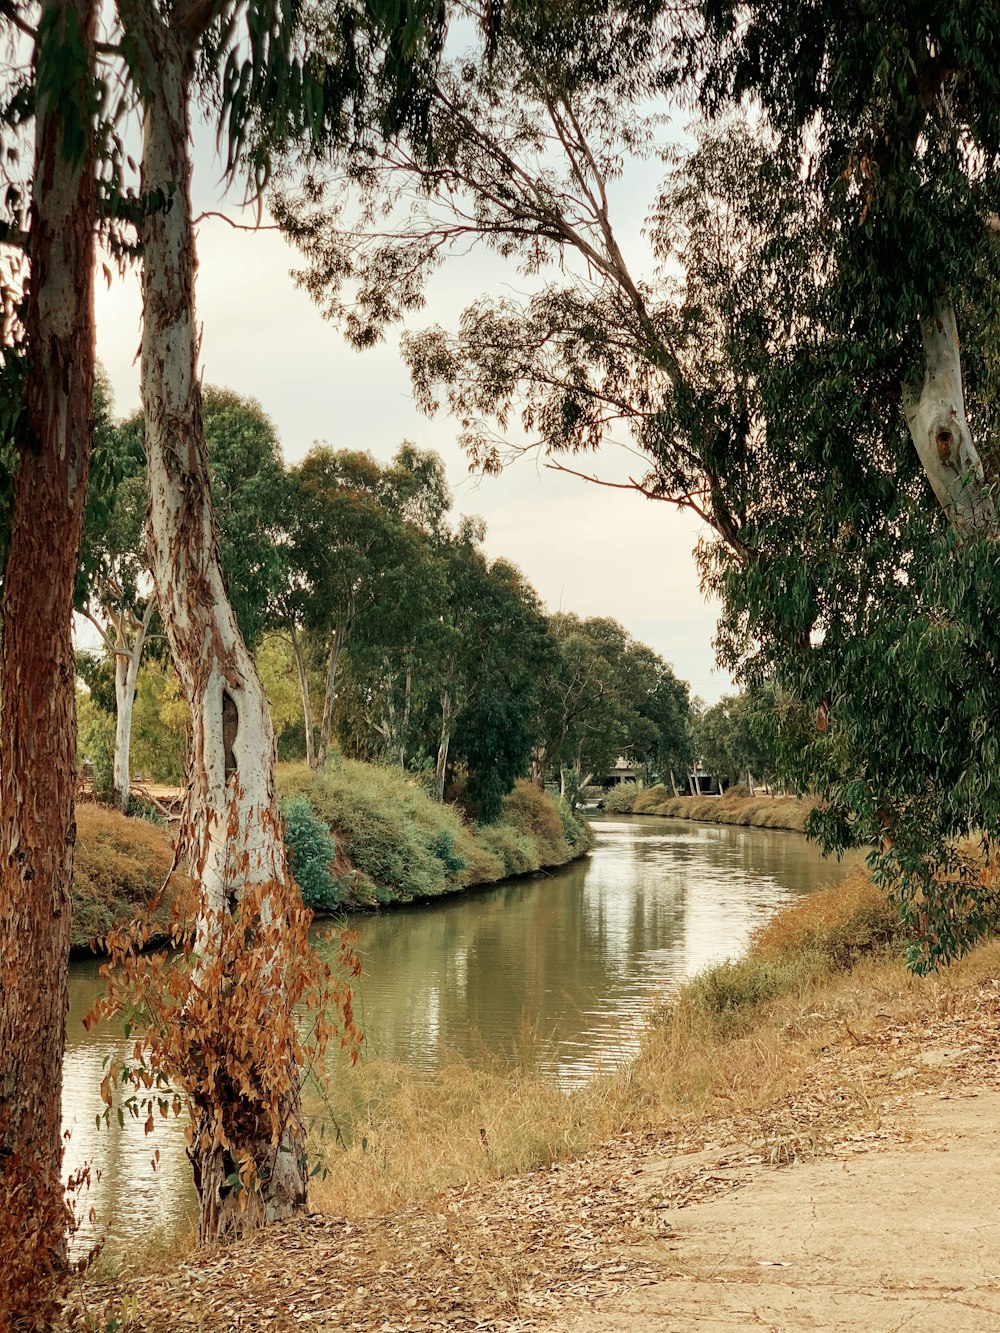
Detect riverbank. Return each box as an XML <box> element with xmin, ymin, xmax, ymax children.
<box><xmin>70</xmin><ymin>765</ymin><xmax>589</xmax><ymax>952</ymax></box>
<box><xmin>75</xmin><ymin>871</ymin><xmax>1000</xmax><ymax>1330</ymax></box>
<box><xmin>605</xmin><ymin>783</ymin><xmax>814</xmax><ymax>832</ymax></box>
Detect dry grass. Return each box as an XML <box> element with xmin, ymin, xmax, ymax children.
<box><xmin>307</xmin><ymin>870</ymin><xmax>999</xmax><ymax>1222</ymax></box>
<box><xmin>71</xmin><ymin>805</ymin><xmax>189</xmax><ymax>952</ymax></box>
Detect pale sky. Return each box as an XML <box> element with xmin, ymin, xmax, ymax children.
<box><xmin>93</xmin><ymin>119</ymin><xmax>733</xmax><ymax>704</ymax></box>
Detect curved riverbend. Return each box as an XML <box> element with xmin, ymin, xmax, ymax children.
<box><xmin>63</xmin><ymin>814</ymin><xmax>856</xmax><ymax>1247</ymax></box>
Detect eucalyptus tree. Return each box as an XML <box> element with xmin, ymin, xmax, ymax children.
<box><xmin>107</xmin><ymin>0</ymin><xmax>453</xmax><ymax>1242</ymax></box>
<box><xmin>673</xmin><ymin>5</ymin><xmax>1000</xmax><ymax>962</ymax></box>
<box><xmin>0</xmin><ymin>0</ymin><xmax>99</xmax><ymax>1314</ymax></box>
<box><xmin>284</xmin><ymin>444</ymin><xmax>444</xmax><ymax>768</ymax></box>
<box><xmin>77</xmin><ymin>402</ymin><xmax>155</xmax><ymax>813</ymax></box>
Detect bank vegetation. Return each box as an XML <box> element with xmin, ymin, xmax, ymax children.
<box><xmin>70</xmin><ymin>764</ymin><xmax>590</xmax><ymax>953</ymax></box>
<box><xmin>601</xmin><ymin>783</ymin><xmax>814</xmax><ymax>833</ymax></box>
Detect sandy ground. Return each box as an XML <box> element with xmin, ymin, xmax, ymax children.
<box><xmin>561</xmin><ymin>1088</ymin><xmax>1000</xmax><ymax>1331</ymax></box>
<box><xmin>79</xmin><ymin>980</ymin><xmax>1000</xmax><ymax>1333</ymax></box>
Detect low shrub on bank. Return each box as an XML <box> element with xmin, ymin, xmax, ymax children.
<box><xmin>633</xmin><ymin>784</ymin><xmax>669</xmax><ymax>813</ymax></box>
<box><xmin>72</xmin><ymin>804</ymin><xmax>189</xmax><ymax>951</ymax></box>
<box><xmin>277</xmin><ymin>763</ymin><xmax>589</xmax><ymax>909</ymax></box>
<box><xmin>602</xmin><ymin>784</ymin><xmax>639</xmax><ymax>813</ymax></box>
<box><xmin>634</xmin><ymin>790</ymin><xmax>814</xmax><ymax>832</ymax></box>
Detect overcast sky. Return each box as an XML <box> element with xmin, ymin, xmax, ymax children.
<box><xmin>93</xmin><ymin>116</ymin><xmax>734</xmax><ymax>704</ymax></box>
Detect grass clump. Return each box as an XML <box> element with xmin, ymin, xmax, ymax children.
<box><xmin>751</xmin><ymin>869</ymin><xmax>903</xmax><ymax>969</ymax></box>
<box><xmin>71</xmin><ymin>804</ymin><xmax>190</xmax><ymax>951</ymax></box>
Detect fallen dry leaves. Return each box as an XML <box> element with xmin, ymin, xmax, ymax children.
<box><xmin>75</xmin><ymin>978</ymin><xmax>1000</xmax><ymax>1333</ymax></box>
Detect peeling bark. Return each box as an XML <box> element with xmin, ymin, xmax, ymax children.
<box><xmin>903</xmin><ymin>303</ymin><xmax>996</xmax><ymax>537</ymax></box>
<box><xmin>119</xmin><ymin>1</ymin><xmax>308</xmax><ymax>1241</ymax></box>
<box><xmin>0</xmin><ymin>0</ymin><xmax>97</xmax><ymax>1307</ymax></box>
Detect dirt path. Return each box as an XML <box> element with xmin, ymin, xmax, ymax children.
<box><xmin>562</xmin><ymin>1088</ymin><xmax>1000</xmax><ymax>1331</ymax></box>
<box><xmin>80</xmin><ymin>980</ymin><xmax>1000</xmax><ymax>1332</ymax></box>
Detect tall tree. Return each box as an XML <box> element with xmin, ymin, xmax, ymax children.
<box><xmin>77</xmin><ymin>401</ymin><xmax>154</xmax><ymax>813</ymax></box>
<box><xmin>0</xmin><ymin>0</ymin><xmax>98</xmax><ymax>1316</ymax></box>
<box><xmin>113</xmin><ymin>0</ymin><xmax>320</xmax><ymax>1239</ymax></box>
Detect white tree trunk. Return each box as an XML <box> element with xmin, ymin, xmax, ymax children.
<box><xmin>435</xmin><ymin>689</ymin><xmax>452</xmax><ymax>803</ymax></box>
<box><xmin>289</xmin><ymin>622</ymin><xmax>315</xmax><ymax>769</ymax></box>
<box><xmin>122</xmin><ymin>2</ymin><xmax>307</xmax><ymax>1241</ymax></box>
<box><xmin>111</xmin><ymin>600</ymin><xmax>154</xmax><ymax>814</ymax></box>
<box><xmin>903</xmin><ymin>304</ymin><xmax>996</xmax><ymax>537</ymax></box>
<box><xmin>316</xmin><ymin>623</ymin><xmax>347</xmax><ymax>769</ymax></box>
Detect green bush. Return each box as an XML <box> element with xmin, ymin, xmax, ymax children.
<box><xmin>282</xmin><ymin>796</ymin><xmax>342</xmax><ymax>912</ymax></box>
<box><xmin>430</xmin><ymin>829</ymin><xmax>467</xmax><ymax>874</ymax></box>
<box><xmin>276</xmin><ymin>763</ymin><xmax>589</xmax><ymax>908</ymax></box>
<box><xmin>557</xmin><ymin>797</ymin><xmax>590</xmax><ymax>852</ymax></box>
<box><xmin>127</xmin><ymin>795</ymin><xmax>166</xmax><ymax>827</ymax></box>
<box><xmin>602</xmin><ymin>784</ymin><xmax>639</xmax><ymax>813</ymax></box>
<box><xmin>477</xmin><ymin>823</ymin><xmax>539</xmax><ymax>877</ymax></box>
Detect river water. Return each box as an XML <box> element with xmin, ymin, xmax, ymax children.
<box><xmin>63</xmin><ymin>813</ymin><xmax>855</xmax><ymax>1246</ymax></box>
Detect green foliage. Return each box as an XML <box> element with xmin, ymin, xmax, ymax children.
<box><xmin>78</xmin><ymin>700</ymin><xmax>115</xmax><ymax>800</ymax></box>
<box><xmin>126</xmin><ymin>796</ymin><xmax>166</xmax><ymax>828</ymax></box>
<box><xmin>429</xmin><ymin>829</ymin><xmax>466</xmax><ymax>875</ymax></box>
<box><xmin>278</xmin><ymin>761</ymin><xmax>489</xmax><ymax>903</ymax></box>
<box><xmin>556</xmin><ymin>796</ymin><xmax>590</xmax><ymax>851</ymax></box>
<box><xmin>685</xmin><ymin>957</ymin><xmax>793</xmax><ymax>1023</ymax></box>
<box><xmin>276</xmin><ymin>764</ymin><xmax>587</xmax><ymax>907</ymax></box>
<box><xmin>282</xmin><ymin>796</ymin><xmax>341</xmax><ymax>912</ymax></box>
<box><xmin>602</xmin><ymin>784</ymin><xmax>639</xmax><ymax>813</ymax></box>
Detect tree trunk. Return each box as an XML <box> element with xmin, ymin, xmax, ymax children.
<box><xmin>289</xmin><ymin>622</ymin><xmax>315</xmax><ymax>769</ymax></box>
<box><xmin>435</xmin><ymin>689</ymin><xmax>452</xmax><ymax>803</ymax></box>
<box><xmin>315</xmin><ymin>623</ymin><xmax>346</xmax><ymax>768</ymax></box>
<box><xmin>903</xmin><ymin>304</ymin><xmax>996</xmax><ymax>537</ymax></box>
<box><xmin>399</xmin><ymin>660</ymin><xmax>412</xmax><ymax>767</ymax></box>
<box><xmin>668</xmin><ymin>769</ymin><xmax>679</xmax><ymax>798</ymax></box>
<box><xmin>0</xmin><ymin>0</ymin><xmax>97</xmax><ymax>1314</ymax></box>
<box><xmin>112</xmin><ymin>600</ymin><xmax>154</xmax><ymax>814</ymax></box>
<box><xmin>126</xmin><ymin>7</ymin><xmax>307</xmax><ymax>1242</ymax></box>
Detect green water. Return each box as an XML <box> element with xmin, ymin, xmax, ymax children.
<box><xmin>63</xmin><ymin>813</ymin><xmax>855</xmax><ymax>1245</ymax></box>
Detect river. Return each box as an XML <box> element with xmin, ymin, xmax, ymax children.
<box><xmin>63</xmin><ymin>813</ymin><xmax>856</xmax><ymax>1247</ymax></box>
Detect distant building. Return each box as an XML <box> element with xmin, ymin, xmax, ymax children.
<box><xmin>604</xmin><ymin>757</ymin><xmax>641</xmax><ymax>788</ymax></box>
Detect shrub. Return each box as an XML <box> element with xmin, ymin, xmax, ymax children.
<box><xmin>685</xmin><ymin>956</ymin><xmax>798</xmax><ymax>1018</ymax></box>
<box><xmin>557</xmin><ymin>797</ymin><xmax>591</xmax><ymax>852</ymax></box>
<box><xmin>477</xmin><ymin>823</ymin><xmax>539</xmax><ymax>877</ymax></box>
<box><xmin>282</xmin><ymin>796</ymin><xmax>342</xmax><ymax>912</ymax></box>
<box><xmin>631</xmin><ymin>784</ymin><xmax>666</xmax><ymax>812</ymax></box>
<box><xmin>751</xmin><ymin>870</ymin><xmax>903</xmax><ymax>969</ymax></box>
<box><xmin>430</xmin><ymin>829</ymin><xmax>467</xmax><ymax>875</ymax></box>
<box><xmin>72</xmin><ymin>805</ymin><xmax>191</xmax><ymax>950</ymax></box>
<box><xmin>602</xmin><ymin>784</ymin><xmax>638</xmax><ymax>813</ymax></box>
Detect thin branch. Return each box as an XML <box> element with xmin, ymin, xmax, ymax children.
<box><xmin>193</xmin><ymin>210</ymin><xmax>282</xmax><ymax>232</ymax></box>
<box><xmin>0</xmin><ymin>0</ymin><xmax>34</xmax><ymax>42</ymax></box>
<box><xmin>543</xmin><ymin>458</ymin><xmax>714</xmax><ymax>527</ymax></box>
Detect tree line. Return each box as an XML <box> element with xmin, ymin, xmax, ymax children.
<box><xmin>76</xmin><ymin>383</ymin><xmax>694</xmax><ymax>821</ymax></box>
<box><xmin>5</xmin><ymin>0</ymin><xmax>1000</xmax><ymax>1317</ymax></box>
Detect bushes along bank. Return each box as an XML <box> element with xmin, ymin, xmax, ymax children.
<box><xmin>603</xmin><ymin>783</ymin><xmax>813</xmax><ymax>832</ymax></box>
<box><xmin>70</xmin><ymin>764</ymin><xmax>590</xmax><ymax>948</ymax></box>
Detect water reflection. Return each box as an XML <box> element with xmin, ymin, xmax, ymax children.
<box><xmin>63</xmin><ymin>814</ymin><xmax>854</xmax><ymax>1244</ymax></box>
